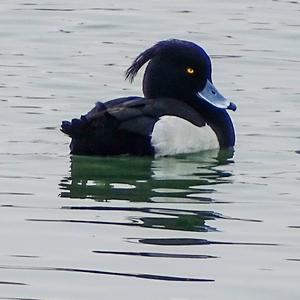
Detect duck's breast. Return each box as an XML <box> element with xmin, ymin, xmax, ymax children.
<box><xmin>151</xmin><ymin>116</ymin><xmax>219</xmax><ymax>157</ymax></box>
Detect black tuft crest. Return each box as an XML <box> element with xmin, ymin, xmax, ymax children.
<box><xmin>125</xmin><ymin>39</ymin><xmax>187</xmax><ymax>82</ymax></box>
<box><xmin>125</xmin><ymin>43</ymin><xmax>158</xmax><ymax>83</ymax></box>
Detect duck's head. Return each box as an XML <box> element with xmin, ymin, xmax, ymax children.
<box><xmin>125</xmin><ymin>39</ymin><xmax>236</xmax><ymax>111</ymax></box>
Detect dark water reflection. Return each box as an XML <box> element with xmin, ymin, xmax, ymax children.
<box><xmin>59</xmin><ymin>149</ymin><xmax>234</xmax><ymax>203</ymax></box>
<box><xmin>58</xmin><ymin>150</ymin><xmax>238</xmax><ymax>233</ymax></box>
<box><xmin>30</xmin><ymin>209</ymin><xmax>224</xmax><ymax>232</ymax></box>
<box><xmin>0</xmin><ymin>265</ymin><xmax>213</xmax><ymax>282</ymax></box>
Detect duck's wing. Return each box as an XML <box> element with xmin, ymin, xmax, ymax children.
<box><xmin>61</xmin><ymin>96</ymin><xmax>206</xmax><ymax>155</ymax></box>
<box><xmin>60</xmin><ymin>96</ymin><xmax>141</xmax><ymax>137</ymax></box>
<box><xmin>111</xmin><ymin>97</ymin><xmax>206</xmax><ymax>135</ymax></box>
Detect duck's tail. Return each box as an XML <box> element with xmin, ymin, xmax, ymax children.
<box><xmin>61</xmin><ymin>116</ymin><xmax>96</xmax><ymax>155</ymax></box>
<box><xmin>61</xmin><ymin>116</ymin><xmax>89</xmax><ymax>138</ymax></box>
<box><xmin>61</xmin><ymin>101</ymin><xmax>108</xmax><ymax>138</ymax></box>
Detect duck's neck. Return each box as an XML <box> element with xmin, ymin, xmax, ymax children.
<box><xmin>189</xmin><ymin>98</ymin><xmax>236</xmax><ymax>148</ymax></box>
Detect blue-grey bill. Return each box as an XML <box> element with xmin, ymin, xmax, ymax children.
<box><xmin>197</xmin><ymin>80</ymin><xmax>233</xmax><ymax>110</ymax></box>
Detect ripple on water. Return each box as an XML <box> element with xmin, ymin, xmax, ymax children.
<box><xmin>92</xmin><ymin>250</ymin><xmax>218</xmax><ymax>259</ymax></box>
<box><xmin>0</xmin><ymin>265</ymin><xmax>213</xmax><ymax>282</ymax></box>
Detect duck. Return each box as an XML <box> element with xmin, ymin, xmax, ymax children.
<box><xmin>61</xmin><ymin>39</ymin><xmax>236</xmax><ymax>157</ymax></box>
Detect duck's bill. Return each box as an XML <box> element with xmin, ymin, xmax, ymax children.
<box><xmin>197</xmin><ymin>80</ymin><xmax>236</xmax><ymax>111</ymax></box>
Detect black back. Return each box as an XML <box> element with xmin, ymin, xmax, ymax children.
<box><xmin>62</xmin><ymin>97</ymin><xmax>206</xmax><ymax>156</ymax></box>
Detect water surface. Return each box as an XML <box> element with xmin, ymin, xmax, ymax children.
<box><xmin>0</xmin><ymin>0</ymin><xmax>299</xmax><ymax>299</ymax></box>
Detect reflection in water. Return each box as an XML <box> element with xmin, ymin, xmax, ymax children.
<box><xmin>60</xmin><ymin>206</ymin><xmax>226</xmax><ymax>232</ymax></box>
<box><xmin>92</xmin><ymin>250</ymin><xmax>217</xmax><ymax>259</ymax></box>
<box><xmin>0</xmin><ymin>265</ymin><xmax>213</xmax><ymax>282</ymax></box>
<box><xmin>0</xmin><ymin>281</ymin><xmax>26</xmax><ymax>286</ymax></box>
<box><xmin>58</xmin><ymin>150</ymin><xmax>235</xmax><ymax>232</ymax></box>
<box><xmin>59</xmin><ymin>149</ymin><xmax>234</xmax><ymax>202</ymax></box>
<box><xmin>130</xmin><ymin>238</ymin><xmax>278</xmax><ymax>247</ymax></box>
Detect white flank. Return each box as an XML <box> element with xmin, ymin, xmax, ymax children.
<box><xmin>151</xmin><ymin>116</ymin><xmax>219</xmax><ymax>157</ymax></box>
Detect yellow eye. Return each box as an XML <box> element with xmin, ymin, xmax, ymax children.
<box><xmin>186</xmin><ymin>67</ymin><xmax>195</xmax><ymax>75</ymax></box>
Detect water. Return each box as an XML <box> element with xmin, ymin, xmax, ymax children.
<box><xmin>0</xmin><ymin>0</ymin><xmax>299</xmax><ymax>299</ymax></box>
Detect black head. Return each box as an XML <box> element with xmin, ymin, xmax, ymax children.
<box><xmin>125</xmin><ymin>39</ymin><xmax>236</xmax><ymax>111</ymax></box>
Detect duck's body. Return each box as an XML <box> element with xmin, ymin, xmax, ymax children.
<box><xmin>61</xmin><ymin>39</ymin><xmax>236</xmax><ymax>157</ymax></box>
